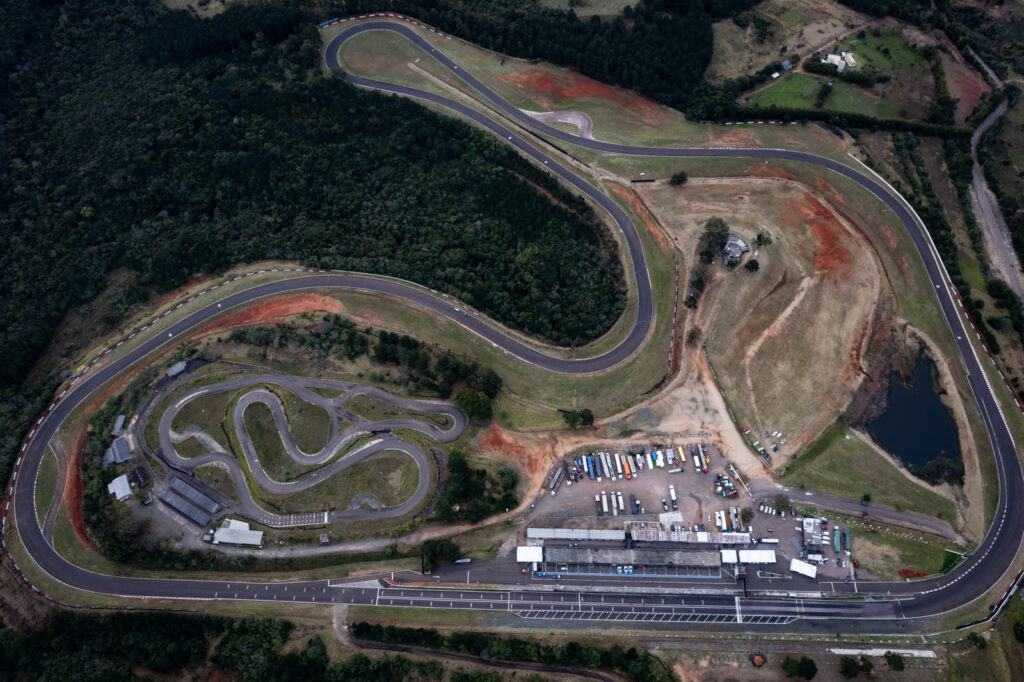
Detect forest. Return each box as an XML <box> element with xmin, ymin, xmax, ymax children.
<box><xmin>0</xmin><ymin>610</ymin><xmax>500</xmax><ymax>681</ymax></box>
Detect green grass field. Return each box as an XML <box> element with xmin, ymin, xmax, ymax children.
<box><xmin>35</xmin><ymin>448</ymin><xmax>58</xmax><ymax>526</ymax></box>
<box><xmin>277</xmin><ymin>388</ymin><xmax>331</xmax><ymax>454</ymax></box>
<box><xmin>195</xmin><ymin>464</ymin><xmax>240</xmax><ymax>503</ymax></box>
<box><xmin>783</xmin><ymin>423</ymin><xmax>957</xmax><ymax>524</ymax></box>
<box><xmin>172</xmin><ymin>435</ymin><xmax>210</xmax><ymax>459</ymax></box>
<box><xmin>853</xmin><ymin>526</ymin><xmax>956</xmax><ymax>581</ymax></box>
<box><xmin>242</xmin><ymin>401</ymin><xmax>323</xmax><ymax>482</ymax></box>
<box><xmin>836</xmin><ymin>29</ymin><xmax>924</xmax><ymax>72</ymax></box>
<box><xmin>263</xmin><ymin>450</ymin><xmax>419</xmax><ymax>514</ymax></box>
<box><xmin>345</xmin><ymin>393</ymin><xmax>453</xmax><ymax>429</ymax></box>
<box><xmin>750</xmin><ymin>73</ymin><xmax>898</xmax><ymax>118</ymax></box>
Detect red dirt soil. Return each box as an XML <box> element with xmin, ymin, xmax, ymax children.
<box><xmin>500</xmin><ymin>68</ymin><xmax>658</xmax><ymax>120</ymax></box>
<box><xmin>708</xmin><ymin>128</ymin><xmax>758</xmax><ymax>146</ymax></box>
<box><xmin>612</xmin><ymin>185</ymin><xmax>669</xmax><ymax>247</ymax></box>
<box><xmin>197</xmin><ymin>294</ymin><xmax>345</xmax><ymax>336</ymax></box>
<box><xmin>476</xmin><ymin>424</ymin><xmax>554</xmax><ymax>482</ymax></box>
<box><xmin>63</xmin><ymin>429</ymin><xmax>90</xmax><ymax>549</ymax></box>
<box><xmin>747</xmin><ymin>165</ymin><xmax>796</xmax><ymax>182</ymax></box>
<box><xmin>942</xmin><ymin>54</ymin><xmax>989</xmax><ymax>124</ymax></box>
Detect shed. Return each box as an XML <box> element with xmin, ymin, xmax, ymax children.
<box><xmin>517</xmin><ymin>546</ymin><xmax>544</xmax><ymax>563</ymax></box>
<box><xmin>212</xmin><ymin>519</ymin><xmax>264</xmax><ymax>547</ymax></box>
<box><xmin>107</xmin><ymin>475</ymin><xmax>132</xmax><ymax>502</ymax></box>
<box><xmin>110</xmin><ymin>437</ymin><xmax>132</xmax><ymax>465</ymax></box>
<box><xmin>781</xmin><ymin>60</ymin><xmax>793</xmax><ymax>71</ymax></box>
<box><xmin>166</xmin><ymin>361</ymin><xmax>187</xmax><ymax>377</ymax></box>
<box><xmin>720</xmin><ymin>549</ymin><xmax>738</xmax><ymax>564</ymax></box>
<box><xmin>790</xmin><ymin>558</ymin><xmax>818</xmax><ymax>579</ymax></box>
<box><xmin>723</xmin><ymin>235</ymin><xmax>751</xmax><ymax>262</ymax></box>
<box><xmin>110</xmin><ymin>414</ymin><xmax>126</xmax><ymax>437</ymax></box>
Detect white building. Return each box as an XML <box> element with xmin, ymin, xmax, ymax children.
<box><xmin>823</xmin><ymin>53</ymin><xmax>846</xmax><ymax>73</ymax></box>
<box><xmin>212</xmin><ymin>519</ymin><xmax>264</xmax><ymax>547</ymax></box>
<box><xmin>107</xmin><ymin>475</ymin><xmax>132</xmax><ymax>502</ymax></box>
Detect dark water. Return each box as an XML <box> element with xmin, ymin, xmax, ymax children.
<box><xmin>866</xmin><ymin>356</ymin><xmax>963</xmax><ymax>484</ymax></box>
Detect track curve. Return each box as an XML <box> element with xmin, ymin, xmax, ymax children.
<box><xmin>2</xmin><ymin>18</ymin><xmax>1021</xmax><ymax>625</ymax></box>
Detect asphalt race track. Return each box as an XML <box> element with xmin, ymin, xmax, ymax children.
<box><xmin>2</xmin><ymin>18</ymin><xmax>1022</xmax><ymax>630</ymax></box>
<box><xmin>148</xmin><ymin>371</ymin><xmax>466</xmax><ymax>526</ymax></box>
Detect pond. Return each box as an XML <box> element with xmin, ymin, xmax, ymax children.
<box><xmin>866</xmin><ymin>355</ymin><xmax>963</xmax><ymax>484</ymax></box>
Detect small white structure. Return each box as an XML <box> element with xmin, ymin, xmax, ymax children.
<box><xmin>842</xmin><ymin>52</ymin><xmax>857</xmax><ymax>68</ymax></box>
<box><xmin>739</xmin><ymin>549</ymin><xmax>777</xmax><ymax>565</ymax></box>
<box><xmin>166</xmin><ymin>361</ymin><xmax>187</xmax><ymax>377</ymax></box>
<box><xmin>823</xmin><ymin>53</ymin><xmax>846</xmax><ymax>73</ymax></box>
<box><xmin>771</xmin><ymin>72</ymin><xmax>780</xmax><ymax>79</ymax></box>
<box><xmin>212</xmin><ymin>519</ymin><xmax>264</xmax><ymax>547</ymax></box>
<box><xmin>516</xmin><ymin>546</ymin><xmax>544</xmax><ymax>563</ymax></box>
<box><xmin>790</xmin><ymin>558</ymin><xmax>818</xmax><ymax>579</ymax></box>
<box><xmin>107</xmin><ymin>475</ymin><xmax>132</xmax><ymax>502</ymax></box>
<box><xmin>720</xmin><ymin>549</ymin><xmax>739</xmax><ymax>564</ymax></box>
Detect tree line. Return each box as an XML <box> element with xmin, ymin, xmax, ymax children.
<box><xmin>0</xmin><ymin>610</ymin><xmax>475</xmax><ymax>682</ymax></box>
<box><xmin>349</xmin><ymin>622</ymin><xmax>673</xmax><ymax>682</ymax></box>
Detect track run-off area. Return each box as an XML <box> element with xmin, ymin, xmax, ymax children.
<box><xmin>1</xmin><ymin>16</ymin><xmax>1022</xmax><ymax>630</ymax></box>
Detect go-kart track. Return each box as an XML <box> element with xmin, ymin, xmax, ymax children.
<box><xmin>3</xmin><ymin>17</ymin><xmax>1023</xmax><ymax>631</ymax></box>
<box><xmin>151</xmin><ymin>372</ymin><xmax>467</xmax><ymax>526</ymax></box>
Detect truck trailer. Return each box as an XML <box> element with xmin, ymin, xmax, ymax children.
<box><xmin>646</xmin><ymin>452</ymin><xmax>655</xmax><ymax>471</ymax></box>
<box><xmin>669</xmin><ymin>485</ymin><xmax>677</xmax><ymax>510</ymax></box>
<box><xmin>693</xmin><ymin>453</ymin><xmax>703</xmax><ymax>472</ymax></box>
<box><xmin>601</xmin><ymin>491</ymin><xmax>609</xmax><ymax>515</ymax></box>
<box><xmin>614</xmin><ymin>453</ymin><xmax>624</xmax><ymax>477</ymax></box>
<box><xmin>623</xmin><ymin>455</ymin><xmax>632</xmax><ymax>479</ymax></box>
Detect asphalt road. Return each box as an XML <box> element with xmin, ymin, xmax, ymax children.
<box><xmin>150</xmin><ymin>371</ymin><xmax>465</xmax><ymax>526</ymax></box>
<box><xmin>2</xmin><ymin>18</ymin><xmax>1021</xmax><ymax>630</ymax></box>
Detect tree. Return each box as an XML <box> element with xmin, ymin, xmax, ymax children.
<box><xmin>798</xmin><ymin>657</ymin><xmax>818</xmax><ymax>680</ymax></box>
<box><xmin>884</xmin><ymin>650</ymin><xmax>905</xmax><ymax>671</ymax></box>
<box><xmin>862</xmin><ymin>493</ymin><xmax>872</xmax><ymax>503</ymax></box>
<box><xmin>839</xmin><ymin>656</ymin><xmax>860</xmax><ymax>678</ymax></box>
<box><xmin>421</xmin><ymin>538</ymin><xmax>460</xmax><ymax>572</ymax></box>
<box><xmin>756</xmin><ymin>230</ymin><xmax>772</xmax><ymax>246</ymax></box>
<box><xmin>563</xmin><ymin>410</ymin><xmax>582</xmax><ymax>429</ymax></box>
<box><xmin>740</xmin><ymin>507</ymin><xmax>754</xmax><ymax>524</ymax></box>
<box><xmin>744</xmin><ymin>259</ymin><xmax>760</xmax><ymax>272</ymax></box>
<box><xmin>968</xmin><ymin>632</ymin><xmax>987</xmax><ymax>649</ymax></box>
<box><xmin>774</xmin><ymin>493</ymin><xmax>791</xmax><ymax>512</ymax></box>
<box><xmin>670</xmin><ymin>170</ymin><xmax>688</xmax><ymax>185</ymax></box>
<box><xmin>454</xmin><ymin>389</ymin><xmax>492</xmax><ymax>421</ymax></box>
<box><xmin>859</xmin><ymin>656</ymin><xmax>873</xmax><ymax>676</ymax></box>
<box><xmin>686</xmin><ymin>327</ymin><xmax>702</xmax><ymax>346</ymax></box>
<box><xmin>1014</xmin><ymin>620</ymin><xmax>1024</xmax><ymax>644</ymax></box>
<box><xmin>579</xmin><ymin>408</ymin><xmax>595</xmax><ymax>426</ymax></box>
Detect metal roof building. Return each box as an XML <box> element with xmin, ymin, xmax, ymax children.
<box><xmin>107</xmin><ymin>475</ymin><xmax>132</xmax><ymax>502</ymax></box>
<box><xmin>159</xmin><ymin>489</ymin><xmax>211</xmax><ymax>527</ymax></box>
<box><xmin>527</xmin><ymin>527</ymin><xmax>626</xmax><ymax>542</ymax></box>
<box><xmin>802</xmin><ymin>518</ymin><xmax>823</xmax><ymax>547</ymax></box>
<box><xmin>544</xmin><ymin>547</ymin><xmax>720</xmax><ymax>568</ymax></box>
<box><xmin>212</xmin><ymin>520</ymin><xmax>263</xmax><ymax>547</ymax></box>
<box><xmin>790</xmin><ymin>558</ymin><xmax>818</xmax><ymax>579</ymax></box>
<box><xmin>110</xmin><ymin>414</ymin><xmax>126</xmax><ymax>437</ymax></box>
<box><xmin>516</xmin><ymin>546</ymin><xmax>544</xmax><ymax>563</ymax></box>
<box><xmin>169</xmin><ymin>477</ymin><xmax>221</xmax><ymax>514</ymax></box>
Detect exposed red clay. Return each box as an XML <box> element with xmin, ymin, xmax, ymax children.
<box><xmin>500</xmin><ymin>68</ymin><xmax>658</xmax><ymax>119</ymax></box>
<box><xmin>613</xmin><ymin>185</ymin><xmax>669</xmax><ymax>247</ymax></box>
<box><xmin>708</xmin><ymin>129</ymin><xmax>758</xmax><ymax>147</ymax></box>
<box><xmin>747</xmin><ymin>166</ymin><xmax>797</xmax><ymax>182</ymax></box>
<box><xmin>197</xmin><ymin>294</ymin><xmax>345</xmax><ymax>336</ymax></box>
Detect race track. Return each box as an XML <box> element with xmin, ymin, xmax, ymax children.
<box><xmin>2</xmin><ymin>18</ymin><xmax>1021</xmax><ymax>628</ymax></box>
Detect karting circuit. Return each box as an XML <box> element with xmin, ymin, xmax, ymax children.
<box><xmin>142</xmin><ymin>370</ymin><xmax>466</xmax><ymax>526</ymax></box>
<box><xmin>2</xmin><ymin>17</ymin><xmax>1021</xmax><ymax>632</ymax></box>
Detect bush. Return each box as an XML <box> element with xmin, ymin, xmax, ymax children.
<box><xmin>839</xmin><ymin>656</ymin><xmax>860</xmax><ymax>678</ymax></box>
<box><xmin>782</xmin><ymin>655</ymin><xmax>817</xmax><ymax>679</ymax></box>
<box><xmin>744</xmin><ymin>259</ymin><xmax>760</xmax><ymax>272</ymax></box>
<box><xmin>884</xmin><ymin>650</ymin><xmax>905</xmax><ymax>670</ymax></box>
<box><xmin>454</xmin><ymin>389</ymin><xmax>493</xmax><ymax>421</ymax></box>
<box><xmin>968</xmin><ymin>632</ymin><xmax>987</xmax><ymax>649</ymax></box>
<box><xmin>670</xmin><ymin>170</ymin><xmax>688</xmax><ymax>185</ymax></box>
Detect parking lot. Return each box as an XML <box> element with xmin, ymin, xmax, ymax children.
<box><xmin>529</xmin><ymin>442</ymin><xmax>859</xmax><ymax>582</ymax></box>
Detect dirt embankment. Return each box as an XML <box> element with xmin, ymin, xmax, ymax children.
<box><xmin>846</xmin><ymin>319</ymin><xmax>922</xmax><ymax>427</ymax></box>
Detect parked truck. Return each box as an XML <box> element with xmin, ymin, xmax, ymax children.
<box><xmin>549</xmin><ymin>466</ymin><xmax>563</xmax><ymax>496</ymax></box>
<box><xmin>594</xmin><ymin>494</ymin><xmax>602</xmax><ymax>516</ymax></box>
<box><xmin>614</xmin><ymin>453</ymin><xmax>624</xmax><ymax>478</ymax></box>
<box><xmin>601</xmin><ymin>491</ymin><xmax>609</xmax><ymax>515</ymax></box>
<box><xmin>617</xmin><ymin>492</ymin><xmax>626</xmax><ymax>512</ymax></box>
<box><xmin>677</xmin><ymin>446</ymin><xmax>686</xmax><ymax>469</ymax></box>
<box><xmin>646</xmin><ymin>452</ymin><xmax>655</xmax><ymax>471</ymax></box>
<box><xmin>834</xmin><ymin>528</ymin><xmax>841</xmax><ymax>553</ymax></box>
<box><xmin>843</xmin><ymin>527</ymin><xmax>851</xmax><ymax>555</ymax></box>
<box><xmin>669</xmin><ymin>485</ymin><xmax>678</xmax><ymax>511</ymax></box>
<box><xmin>593</xmin><ymin>456</ymin><xmax>602</xmax><ymax>482</ymax></box>
<box><xmin>693</xmin><ymin>453</ymin><xmax>703</xmax><ymax>472</ymax></box>
<box><xmin>583</xmin><ymin>456</ymin><xmax>590</xmax><ymax>477</ymax></box>
<box><xmin>623</xmin><ymin>455</ymin><xmax>632</xmax><ymax>479</ymax></box>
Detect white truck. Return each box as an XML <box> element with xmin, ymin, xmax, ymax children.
<box><xmin>601</xmin><ymin>491</ymin><xmax>609</xmax><ymax>515</ymax></box>
<box><xmin>669</xmin><ymin>485</ymin><xmax>678</xmax><ymax>511</ymax></box>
